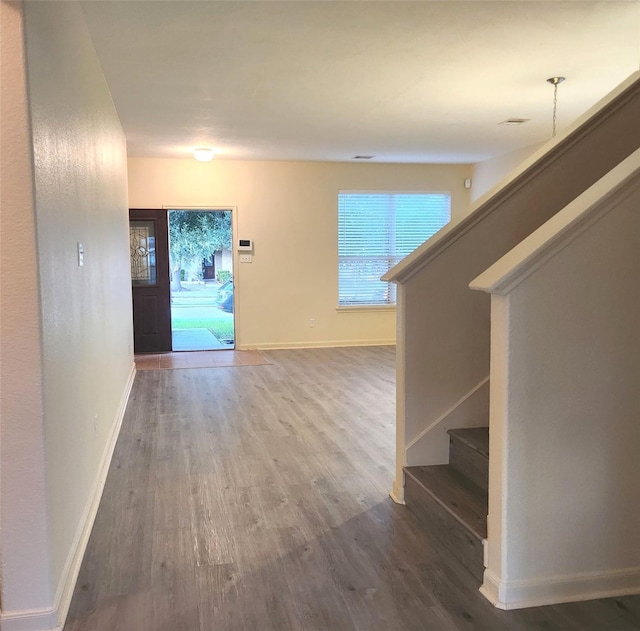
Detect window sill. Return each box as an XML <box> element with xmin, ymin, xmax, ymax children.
<box><xmin>336</xmin><ymin>305</ymin><xmax>397</xmax><ymax>313</ymax></box>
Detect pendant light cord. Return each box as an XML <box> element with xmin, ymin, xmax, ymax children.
<box><xmin>547</xmin><ymin>76</ymin><xmax>565</xmax><ymax>139</ymax></box>
<box><xmin>552</xmin><ymin>82</ymin><xmax>559</xmax><ymax>137</ymax></box>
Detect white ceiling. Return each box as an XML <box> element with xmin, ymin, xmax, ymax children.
<box><xmin>80</xmin><ymin>1</ymin><xmax>640</xmax><ymax>164</ymax></box>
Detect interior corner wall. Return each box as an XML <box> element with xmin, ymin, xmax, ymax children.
<box><xmin>127</xmin><ymin>158</ymin><xmax>472</xmax><ymax>349</ymax></box>
<box><xmin>0</xmin><ymin>1</ymin><xmax>52</xmax><ymax>618</ymax></box>
<box><xmin>471</xmin><ymin>142</ymin><xmax>544</xmax><ymax>202</ymax></box>
<box><xmin>2</xmin><ymin>1</ymin><xmax>134</xmax><ymax>628</ymax></box>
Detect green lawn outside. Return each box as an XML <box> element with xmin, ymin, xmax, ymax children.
<box><xmin>172</xmin><ymin>317</ymin><xmax>234</xmax><ymax>340</ymax></box>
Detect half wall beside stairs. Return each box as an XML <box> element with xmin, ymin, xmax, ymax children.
<box><xmin>470</xmin><ymin>148</ymin><xmax>640</xmax><ymax>609</ymax></box>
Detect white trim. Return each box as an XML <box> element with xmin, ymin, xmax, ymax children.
<box><xmin>240</xmin><ymin>339</ymin><xmax>395</xmax><ymax>351</ymax></box>
<box><xmin>481</xmin><ymin>567</ymin><xmax>640</xmax><ymax>610</ymax></box>
<box><xmin>394</xmin><ymin>284</ymin><xmax>407</xmax><ymax>505</ymax></box>
<box><xmin>0</xmin><ymin>607</ymin><xmax>60</xmax><ymax>631</ymax></box>
<box><xmin>480</xmin><ymin>569</ymin><xmax>504</xmax><ymax>607</ymax></box>
<box><xmin>470</xmin><ymin>148</ymin><xmax>640</xmax><ymax>295</ymax></box>
<box><xmin>390</xmin><ymin>481</ymin><xmax>406</xmax><ymax>505</ymax></box>
<box><xmin>161</xmin><ymin>205</ymin><xmax>234</xmax><ymax>211</ymax></box>
<box><xmin>336</xmin><ymin>305</ymin><xmax>396</xmax><ymax>312</ymax></box>
<box><xmin>405</xmin><ymin>376</ymin><xmax>489</xmax><ymax>451</ymax></box>
<box><xmin>339</xmin><ymin>189</ymin><xmax>451</xmax><ymax>195</ymax></box>
<box><xmin>0</xmin><ymin>358</ymin><xmax>133</xmax><ymax>631</ymax></box>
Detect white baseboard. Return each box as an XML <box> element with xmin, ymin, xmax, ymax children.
<box><xmin>240</xmin><ymin>338</ymin><xmax>396</xmax><ymax>351</ymax></box>
<box><xmin>479</xmin><ymin>570</ymin><xmax>503</xmax><ymax>607</ymax></box>
<box><xmin>481</xmin><ymin>567</ymin><xmax>640</xmax><ymax>610</ymax></box>
<box><xmin>390</xmin><ymin>479</ymin><xmax>405</xmax><ymax>505</ymax></box>
<box><xmin>0</xmin><ymin>607</ymin><xmax>60</xmax><ymax>631</ymax></box>
<box><xmin>0</xmin><ymin>363</ymin><xmax>137</xmax><ymax>631</ymax></box>
<box><xmin>54</xmin><ymin>362</ymin><xmax>136</xmax><ymax>629</ymax></box>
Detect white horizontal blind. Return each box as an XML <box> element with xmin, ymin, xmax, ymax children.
<box><xmin>338</xmin><ymin>192</ymin><xmax>450</xmax><ymax>305</ymax></box>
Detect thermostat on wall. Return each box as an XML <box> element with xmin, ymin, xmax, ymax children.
<box><xmin>238</xmin><ymin>239</ymin><xmax>253</xmax><ymax>251</ymax></box>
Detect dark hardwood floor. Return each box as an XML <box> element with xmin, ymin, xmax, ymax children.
<box><xmin>65</xmin><ymin>346</ymin><xmax>640</xmax><ymax>631</ymax></box>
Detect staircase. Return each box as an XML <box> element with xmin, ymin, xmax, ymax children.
<box><xmin>404</xmin><ymin>427</ymin><xmax>489</xmax><ymax>583</ymax></box>
<box><xmin>390</xmin><ymin>74</ymin><xmax>640</xmax><ymax>608</ymax></box>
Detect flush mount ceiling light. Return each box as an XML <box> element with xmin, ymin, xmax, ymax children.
<box><xmin>546</xmin><ymin>76</ymin><xmax>566</xmax><ymax>137</ymax></box>
<box><xmin>193</xmin><ymin>147</ymin><xmax>214</xmax><ymax>162</ymax></box>
<box><xmin>498</xmin><ymin>118</ymin><xmax>531</xmax><ymax>126</ymax></box>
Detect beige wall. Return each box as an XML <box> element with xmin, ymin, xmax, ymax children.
<box><xmin>1</xmin><ymin>2</ymin><xmax>134</xmax><ymax>629</ymax></box>
<box><xmin>471</xmin><ymin>142</ymin><xmax>543</xmax><ymax>201</ymax></box>
<box><xmin>0</xmin><ymin>1</ymin><xmax>51</xmax><ymax>617</ymax></box>
<box><xmin>128</xmin><ymin>158</ymin><xmax>472</xmax><ymax>349</ymax></box>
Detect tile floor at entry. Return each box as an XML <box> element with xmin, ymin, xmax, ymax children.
<box><xmin>135</xmin><ymin>350</ymin><xmax>269</xmax><ymax>370</ymax></box>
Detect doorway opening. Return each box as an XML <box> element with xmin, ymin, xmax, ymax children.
<box><xmin>168</xmin><ymin>209</ymin><xmax>235</xmax><ymax>351</ymax></box>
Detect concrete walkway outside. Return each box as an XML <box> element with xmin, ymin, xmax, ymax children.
<box><xmin>172</xmin><ymin>328</ymin><xmax>231</xmax><ymax>351</ymax></box>
<box><xmin>171</xmin><ymin>281</ymin><xmax>234</xmax><ymax>351</ymax></box>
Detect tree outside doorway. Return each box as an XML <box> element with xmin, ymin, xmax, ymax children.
<box><xmin>169</xmin><ymin>210</ymin><xmax>232</xmax><ymax>288</ymax></box>
<box><xmin>168</xmin><ymin>210</ymin><xmax>234</xmax><ymax>349</ymax></box>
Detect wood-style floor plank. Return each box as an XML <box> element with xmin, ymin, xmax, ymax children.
<box><xmin>65</xmin><ymin>346</ymin><xmax>640</xmax><ymax>631</ymax></box>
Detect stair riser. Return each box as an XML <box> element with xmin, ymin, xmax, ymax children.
<box><xmin>449</xmin><ymin>437</ymin><xmax>489</xmax><ymax>492</ymax></box>
<box><xmin>405</xmin><ymin>473</ymin><xmax>484</xmax><ymax>583</ymax></box>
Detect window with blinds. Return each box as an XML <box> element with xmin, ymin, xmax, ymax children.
<box><xmin>338</xmin><ymin>192</ymin><xmax>451</xmax><ymax>306</ymax></box>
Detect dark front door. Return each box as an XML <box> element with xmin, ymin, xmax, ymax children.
<box><xmin>202</xmin><ymin>254</ymin><xmax>216</xmax><ymax>279</ymax></box>
<box><xmin>129</xmin><ymin>209</ymin><xmax>172</xmax><ymax>353</ymax></box>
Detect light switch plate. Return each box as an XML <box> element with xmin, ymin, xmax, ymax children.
<box><xmin>77</xmin><ymin>242</ymin><xmax>84</xmax><ymax>267</ymax></box>
<box><xmin>239</xmin><ymin>254</ymin><xmax>252</xmax><ymax>263</ymax></box>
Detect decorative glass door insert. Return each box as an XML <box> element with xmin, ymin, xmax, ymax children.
<box><xmin>129</xmin><ymin>220</ymin><xmax>157</xmax><ymax>286</ymax></box>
